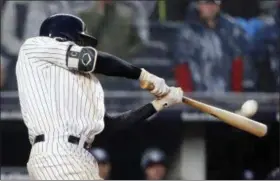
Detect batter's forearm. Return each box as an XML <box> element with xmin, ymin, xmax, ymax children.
<box><xmin>117</xmin><ymin>103</ymin><xmax>157</xmax><ymax>123</ymax></box>
<box><xmin>94</xmin><ymin>51</ymin><xmax>142</xmax><ymax>79</ymax></box>
<box><xmin>104</xmin><ymin>103</ymin><xmax>157</xmax><ymax>130</ymax></box>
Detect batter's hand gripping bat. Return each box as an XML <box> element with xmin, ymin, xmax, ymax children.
<box><xmin>140</xmin><ymin>81</ymin><xmax>267</xmax><ymax>137</ymax></box>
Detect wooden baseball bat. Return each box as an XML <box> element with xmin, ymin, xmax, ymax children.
<box><xmin>140</xmin><ymin>81</ymin><xmax>267</xmax><ymax>137</ymax></box>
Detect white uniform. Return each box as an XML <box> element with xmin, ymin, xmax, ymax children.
<box><xmin>16</xmin><ymin>36</ymin><xmax>105</xmax><ymax>180</ymax></box>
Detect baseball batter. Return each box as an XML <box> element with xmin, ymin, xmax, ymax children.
<box><xmin>16</xmin><ymin>14</ymin><xmax>183</xmax><ymax>180</ymax></box>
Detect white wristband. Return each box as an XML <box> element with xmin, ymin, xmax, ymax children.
<box><xmin>151</xmin><ymin>100</ymin><xmax>168</xmax><ymax>112</ymax></box>
<box><xmin>139</xmin><ymin>68</ymin><xmax>149</xmax><ymax>80</ymax></box>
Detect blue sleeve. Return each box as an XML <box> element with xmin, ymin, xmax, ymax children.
<box><xmin>247</xmin><ymin>18</ymin><xmax>265</xmax><ymax>37</ymax></box>
<box><xmin>234</xmin><ymin>17</ymin><xmax>248</xmax><ymax>33</ymax></box>
<box><xmin>234</xmin><ymin>17</ymin><xmax>265</xmax><ymax>38</ymax></box>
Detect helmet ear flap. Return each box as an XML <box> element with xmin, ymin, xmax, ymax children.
<box><xmin>59</xmin><ymin>32</ymin><xmax>76</xmax><ymax>42</ymax></box>
<box><xmin>75</xmin><ymin>37</ymin><xmax>87</xmax><ymax>46</ymax></box>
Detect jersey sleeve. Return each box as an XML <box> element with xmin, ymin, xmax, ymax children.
<box><xmin>21</xmin><ymin>37</ymin><xmax>97</xmax><ymax>73</ymax></box>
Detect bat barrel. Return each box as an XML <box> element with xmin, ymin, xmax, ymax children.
<box><xmin>140</xmin><ymin>80</ymin><xmax>268</xmax><ymax>137</ymax></box>
<box><xmin>182</xmin><ymin>97</ymin><xmax>267</xmax><ymax>137</ymax></box>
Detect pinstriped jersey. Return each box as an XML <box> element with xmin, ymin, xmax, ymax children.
<box><xmin>16</xmin><ymin>36</ymin><xmax>105</xmax><ymax>144</ymax></box>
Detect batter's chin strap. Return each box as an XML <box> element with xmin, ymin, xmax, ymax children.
<box><xmin>66</xmin><ymin>45</ymin><xmax>98</xmax><ymax>73</ymax></box>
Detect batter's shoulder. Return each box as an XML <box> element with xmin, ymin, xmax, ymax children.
<box><xmin>21</xmin><ymin>36</ymin><xmax>73</xmax><ymax>52</ymax></box>
<box><xmin>23</xmin><ymin>36</ymin><xmax>55</xmax><ymax>46</ymax></box>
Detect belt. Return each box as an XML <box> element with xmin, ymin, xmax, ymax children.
<box><xmin>34</xmin><ymin>134</ymin><xmax>92</xmax><ymax>150</ymax></box>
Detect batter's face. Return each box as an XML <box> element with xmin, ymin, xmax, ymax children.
<box><xmin>198</xmin><ymin>2</ymin><xmax>220</xmax><ymax>20</ymax></box>
<box><xmin>145</xmin><ymin>164</ymin><xmax>166</xmax><ymax>180</ymax></box>
<box><xmin>98</xmin><ymin>163</ymin><xmax>111</xmax><ymax>179</ymax></box>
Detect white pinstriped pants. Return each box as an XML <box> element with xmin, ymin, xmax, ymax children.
<box><xmin>27</xmin><ymin>135</ymin><xmax>101</xmax><ymax>180</ymax></box>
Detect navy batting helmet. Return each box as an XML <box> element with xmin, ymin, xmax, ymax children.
<box><xmin>141</xmin><ymin>148</ymin><xmax>166</xmax><ymax>169</ymax></box>
<box><xmin>90</xmin><ymin>147</ymin><xmax>110</xmax><ymax>164</ymax></box>
<box><xmin>266</xmin><ymin>167</ymin><xmax>280</xmax><ymax>180</ymax></box>
<box><xmin>39</xmin><ymin>14</ymin><xmax>98</xmax><ymax>47</ymax></box>
<box><xmin>197</xmin><ymin>0</ymin><xmax>221</xmax><ymax>5</ymax></box>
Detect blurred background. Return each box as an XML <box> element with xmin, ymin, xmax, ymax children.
<box><xmin>0</xmin><ymin>0</ymin><xmax>279</xmax><ymax>180</ymax></box>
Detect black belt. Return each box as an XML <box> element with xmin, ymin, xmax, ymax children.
<box><xmin>34</xmin><ymin>134</ymin><xmax>91</xmax><ymax>150</ymax></box>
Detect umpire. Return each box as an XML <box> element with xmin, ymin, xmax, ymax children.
<box><xmin>141</xmin><ymin>148</ymin><xmax>167</xmax><ymax>180</ymax></box>
<box><xmin>266</xmin><ymin>167</ymin><xmax>280</xmax><ymax>180</ymax></box>
<box><xmin>90</xmin><ymin>148</ymin><xmax>111</xmax><ymax>180</ymax></box>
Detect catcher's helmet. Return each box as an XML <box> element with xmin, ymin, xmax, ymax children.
<box><xmin>39</xmin><ymin>14</ymin><xmax>98</xmax><ymax>47</ymax></box>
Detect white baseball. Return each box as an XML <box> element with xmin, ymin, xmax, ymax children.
<box><xmin>240</xmin><ymin>100</ymin><xmax>258</xmax><ymax>117</ymax></box>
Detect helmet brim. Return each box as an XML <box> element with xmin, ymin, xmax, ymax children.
<box><xmin>79</xmin><ymin>32</ymin><xmax>98</xmax><ymax>47</ymax></box>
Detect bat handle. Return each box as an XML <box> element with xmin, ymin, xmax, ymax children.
<box><xmin>140</xmin><ymin>81</ymin><xmax>155</xmax><ymax>91</ymax></box>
